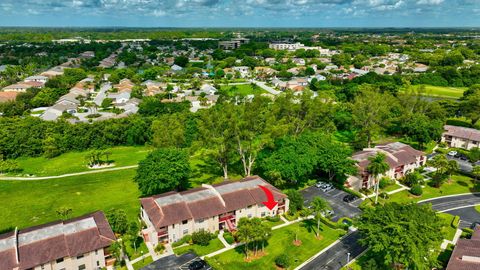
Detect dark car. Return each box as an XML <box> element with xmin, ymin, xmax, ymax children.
<box><xmin>189</xmin><ymin>260</ymin><xmax>207</xmax><ymax>270</ymax></box>
<box><xmin>343</xmin><ymin>194</ymin><xmax>357</xmax><ymax>203</ymax></box>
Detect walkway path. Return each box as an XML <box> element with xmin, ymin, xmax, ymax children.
<box><xmin>0</xmin><ymin>165</ymin><xmax>138</xmax><ymax>181</ymax></box>
<box><xmin>441</xmin><ymin>229</ymin><xmax>463</xmax><ymax>250</ymax></box>
<box><xmin>217</xmin><ymin>231</ymin><xmax>232</xmax><ymax>248</ymax></box>
<box><xmin>249</xmin><ymin>79</ymin><xmax>281</xmax><ymax>95</ymax></box>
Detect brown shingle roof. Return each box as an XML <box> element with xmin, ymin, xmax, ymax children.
<box><xmin>0</xmin><ymin>211</ymin><xmax>115</xmax><ymax>270</ymax></box>
<box><xmin>444</xmin><ymin>125</ymin><xmax>480</xmax><ymax>142</ymax></box>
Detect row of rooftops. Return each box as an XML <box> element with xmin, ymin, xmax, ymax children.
<box><xmin>141</xmin><ymin>176</ymin><xmax>287</xmax><ymax>230</ymax></box>
<box><xmin>0</xmin><ymin>211</ymin><xmax>115</xmax><ymax>270</ymax></box>
<box><xmin>443</xmin><ymin>125</ymin><xmax>480</xmax><ymax>142</ymax></box>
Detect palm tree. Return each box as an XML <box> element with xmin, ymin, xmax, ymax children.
<box><xmin>367</xmin><ymin>153</ymin><xmax>390</xmax><ymax>205</ymax></box>
<box><xmin>310</xmin><ymin>197</ymin><xmax>331</xmax><ymax>238</ymax></box>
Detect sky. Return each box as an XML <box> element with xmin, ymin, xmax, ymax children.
<box><xmin>0</xmin><ymin>0</ymin><xmax>479</xmax><ymax>28</ymax></box>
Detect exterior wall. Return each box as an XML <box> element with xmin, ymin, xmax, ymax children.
<box><xmin>442</xmin><ymin>135</ymin><xmax>480</xmax><ymax>150</ymax></box>
<box><xmin>31</xmin><ymin>249</ymin><xmax>106</xmax><ymax>270</ymax></box>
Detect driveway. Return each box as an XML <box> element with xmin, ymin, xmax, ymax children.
<box><xmin>301</xmin><ymin>186</ymin><xmax>362</xmax><ymax>222</ymax></box>
<box><xmin>298</xmin><ymin>231</ymin><xmax>366</xmax><ymax>270</ymax></box>
<box><xmin>446</xmin><ymin>155</ymin><xmax>473</xmax><ymax>173</ymax></box>
<box><xmin>250</xmin><ymin>79</ymin><xmax>281</xmax><ymax>95</ymax></box>
<box><xmin>141</xmin><ymin>252</ymin><xmax>211</xmax><ymax>270</ymax></box>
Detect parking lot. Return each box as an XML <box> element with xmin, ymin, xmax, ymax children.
<box><xmin>141</xmin><ymin>252</ymin><xmax>211</xmax><ymax>270</ymax></box>
<box><xmin>300</xmin><ymin>185</ymin><xmax>362</xmax><ymax>222</ymax></box>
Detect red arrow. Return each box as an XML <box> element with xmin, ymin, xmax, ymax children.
<box><xmin>258</xmin><ymin>185</ymin><xmax>278</xmax><ymax>210</ymax></box>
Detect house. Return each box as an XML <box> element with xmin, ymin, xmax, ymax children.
<box><xmin>24</xmin><ymin>75</ymin><xmax>48</xmax><ymax>84</ymax></box>
<box><xmin>442</xmin><ymin>125</ymin><xmax>480</xmax><ymax>150</ymax></box>
<box><xmin>41</xmin><ymin>69</ymin><xmax>64</xmax><ymax>78</ymax></box>
<box><xmin>200</xmin><ymin>84</ymin><xmax>217</xmax><ymax>95</ymax></box>
<box><xmin>2</xmin><ymin>83</ymin><xmax>32</xmax><ymax>92</ymax></box>
<box><xmin>413</xmin><ymin>63</ymin><xmax>429</xmax><ymax>73</ymax></box>
<box><xmin>0</xmin><ymin>211</ymin><xmax>116</xmax><ymax>270</ymax></box>
<box><xmin>171</xmin><ymin>64</ymin><xmax>183</xmax><ymax>72</ymax></box>
<box><xmin>292</xmin><ymin>58</ymin><xmax>306</xmax><ymax>66</ymax></box>
<box><xmin>347</xmin><ymin>142</ymin><xmax>426</xmax><ymax>190</ymax></box>
<box><xmin>140</xmin><ymin>176</ymin><xmax>289</xmax><ymax>246</ymax></box>
<box><xmin>308</xmin><ymin>74</ymin><xmax>326</xmax><ymax>82</ymax></box>
<box><xmin>0</xmin><ymin>91</ymin><xmax>18</xmax><ymax>103</ymax></box>
<box><xmin>232</xmin><ymin>66</ymin><xmax>250</xmax><ymax>78</ymax></box>
<box><xmin>446</xmin><ymin>225</ymin><xmax>480</xmax><ymax>270</ymax></box>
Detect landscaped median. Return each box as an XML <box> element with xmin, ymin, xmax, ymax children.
<box><xmin>205</xmin><ymin>219</ymin><xmax>346</xmax><ymax>270</ymax></box>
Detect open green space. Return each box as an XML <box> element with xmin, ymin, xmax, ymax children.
<box><xmin>206</xmin><ymin>220</ymin><xmax>345</xmax><ymax>270</ymax></box>
<box><xmin>10</xmin><ymin>146</ymin><xmax>152</xmax><ymax>176</ymax></box>
<box><xmin>410</xmin><ymin>85</ymin><xmax>467</xmax><ymax>99</ymax></box>
<box><xmin>0</xmin><ymin>168</ymin><xmax>140</xmax><ymax>231</ymax></box>
<box><xmin>125</xmin><ymin>236</ymin><xmax>150</xmax><ymax>260</ymax></box>
<box><xmin>380</xmin><ymin>183</ymin><xmax>403</xmax><ymax>193</ymax></box>
<box><xmin>438</xmin><ymin>213</ymin><xmax>459</xmax><ymax>241</ymax></box>
<box><xmin>174</xmin><ymin>238</ymin><xmax>225</xmax><ymax>256</ymax></box>
<box><xmin>132</xmin><ymin>256</ymin><xmax>153</xmax><ymax>270</ymax></box>
<box><xmin>220</xmin><ymin>84</ymin><xmax>268</xmax><ymax>97</ymax></box>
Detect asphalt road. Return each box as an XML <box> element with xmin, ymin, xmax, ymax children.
<box><xmin>446</xmin><ymin>155</ymin><xmax>473</xmax><ymax>173</ymax></box>
<box><xmin>299</xmin><ymin>231</ymin><xmax>366</xmax><ymax>270</ymax></box>
<box><xmin>141</xmin><ymin>252</ymin><xmax>211</xmax><ymax>270</ymax></box>
<box><xmin>301</xmin><ymin>186</ymin><xmax>362</xmax><ymax>222</ymax></box>
<box><xmin>445</xmin><ymin>206</ymin><xmax>480</xmax><ymax>229</ymax></box>
<box><xmin>419</xmin><ymin>193</ymin><xmax>480</xmax><ymax>212</ymax></box>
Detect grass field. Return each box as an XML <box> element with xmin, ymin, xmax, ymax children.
<box><xmin>220</xmin><ymin>84</ymin><xmax>268</xmax><ymax>97</ymax></box>
<box><xmin>410</xmin><ymin>85</ymin><xmax>467</xmax><ymax>99</ymax></box>
<box><xmin>476</xmin><ymin>205</ymin><xmax>480</xmax><ymax>213</ymax></box>
<box><xmin>11</xmin><ymin>146</ymin><xmax>152</xmax><ymax>176</ymax></box>
<box><xmin>206</xmin><ymin>220</ymin><xmax>345</xmax><ymax>270</ymax></box>
<box><xmin>132</xmin><ymin>256</ymin><xmax>153</xmax><ymax>270</ymax></box>
<box><xmin>174</xmin><ymin>238</ymin><xmax>225</xmax><ymax>256</ymax></box>
<box><xmin>0</xmin><ymin>168</ymin><xmax>140</xmax><ymax>231</ymax></box>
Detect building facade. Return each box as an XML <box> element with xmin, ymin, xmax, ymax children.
<box><xmin>347</xmin><ymin>142</ymin><xmax>426</xmax><ymax>190</ymax></box>
<box><xmin>0</xmin><ymin>211</ymin><xmax>116</xmax><ymax>270</ymax></box>
<box><xmin>140</xmin><ymin>176</ymin><xmax>289</xmax><ymax>246</ymax></box>
<box><xmin>218</xmin><ymin>38</ymin><xmax>250</xmax><ymax>50</ymax></box>
<box><xmin>442</xmin><ymin>125</ymin><xmax>480</xmax><ymax>150</ymax></box>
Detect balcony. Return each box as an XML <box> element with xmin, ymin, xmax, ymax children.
<box><xmin>219</xmin><ymin>214</ymin><xmax>235</xmax><ymax>222</ymax></box>
<box><xmin>157</xmin><ymin>229</ymin><xmax>168</xmax><ymax>237</ymax></box>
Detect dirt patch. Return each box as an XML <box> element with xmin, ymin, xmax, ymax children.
<box><xmin>293</xmin><ymin>239</ymin><xmax>302</xmax><ymax>246</ymax></box>
<box><xmin>315</xmin><ymin>234</ymin><xmax>324</xmax><ymax>240</ymax></box>
<box><xmin>244</xmin><ymin>251</ymin><xmax>267</xmax><ymax>262</ymax></box>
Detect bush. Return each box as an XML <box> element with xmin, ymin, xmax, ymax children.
<box><xmin>155</xmin><ymin>244</ymin><xmax>165</xmax><ymax>253</ymax></box>
<box><xmin>223</xmin><ymin>232</ymin><xmax>235</xmax><ymax>245</ymax></box>
<box><xmin>379</xmin><ymin>192</ymin><xmax>389</xmax><ymax>200</ymax></box>
<box><xmin>275</xmin><ymin>254</ymin><xmax>290</xmax><ymax>268</ymax></box>
<box><xmin>410</xmin><ymin>184</ymin><xmax>423</xmax><ymax>196</ymax></box>
<box><xmin>172</xmin><ymin>235</ymin><xmax>192</xmax><ymax>247</ymax></box>
<box><xmin>451</xmin><ymin>216</ymin><xmax>460</xmax><ymax>228</ymax></box>
<box><xmin>403</xmin><ymin>172</ymin><xmax>424</xmax><ymax>187</ymax></box>
<box><xmin>360</xmin><ymin>188</ymin><xmax>372</xmax><ymax>195</ymax></box>
<box><xmin>379</xmin><ymin>177</ymin><xmax>392</xmax><ymax>189</ymax></box>
<box><xmin>191</xmin><ymin>230</ymin><xmax>212</xmax><ymax>246</ymax></box>
<box><xmin>266</xmin><ymin>215</ymin><xmax>280</xmax><ymax>222</ymax></box>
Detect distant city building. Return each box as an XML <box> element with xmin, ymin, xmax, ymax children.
<box><xmin>269</xmin><ymin>42</ymin><xmax>332</xmax><ymax>55</ymax></box>
<box><xmin>218</xmin><ymin>38</ymin><xmax>250</xmax><ymax>50</ymax></box>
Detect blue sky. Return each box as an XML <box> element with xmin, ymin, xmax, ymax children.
<box><xmin>0</xmin><ymin>0</ymin><xmax>479</xmax><ymax>27</ymax></box>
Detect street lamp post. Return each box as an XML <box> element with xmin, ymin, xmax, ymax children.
<box><xmin>347</xmin><ymin>252</ymin><xmax>351</xmax><ymax>264</ymax></box>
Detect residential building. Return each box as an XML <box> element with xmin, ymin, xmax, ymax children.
<box><xmin>24</xmin><ymin>75</ymin><xmax>48</xmax><ymax>84</ymax></box>
<box><xmin>0</xmin><ymin>91</ymin><xmax>19</xmax><ymax>103</ymax></box>
<box><xmin>140</xmin><ymin>176</ymin><xmax>289</xmax><ymax>246</ymax></box>
<box><xmin>2</xmin><ymin>83</ymin><xmax>32</xmax><ymax>92</ymax></box>
<box><xmin>446</xmin><ymin>226</ymin><xmax>480</xmax><ymax>270</ymax></box>
<box><xmin>0</xmin><ymin>211</ymin><xmax>116</xmax><ymax>270</ymax></box>
<box><xmin>442</xmin><ymin>125</ymin><xmax>480</xmax><ymax>150</ymax></box>
<box><xmin>347</xmin><ymin>142</ymin><xmax>426</xmax><ymax>190</ymax></box>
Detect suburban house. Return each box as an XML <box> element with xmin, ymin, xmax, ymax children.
<box><xmin>347</xmin><ymin>142</ymin><xmax>426</xmax><ymax>190</ymax></box>
<box><xmin>441</xmin><ymin>125</ymin><xmax>480</xmax><ymax>150</ymax></box>
<box><xmin>446</xmin><ymin>225</ymin><xmax>480</xmax><ymax>270</ymax></box>
<box><xmin>24</xmin><ymin>75</ymin><xmax>48</xmax><ymax>84</ymax></box>
<box><xmin>2</xmin><ymin>83</ymin><xmax>33</xmax><ymax>92</ymax></box>
<box><xmin>140</xmin><ymin>176</ymin><xmax>289</xmax><ymax>246</ymax></box>
<box><xmin>232</xmin><ymin>66</ymin><xmax>250</xmax><ymax>78</ymax></box>
<box><xmin>0</xmin><ymin>211</ymin><xmax>116</xmax><ymax>270</ymax></box>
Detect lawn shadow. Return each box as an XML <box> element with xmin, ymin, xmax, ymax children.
<box><xmin>457</xmin><ymin>180</ymin><xmax>468</xmax><ymax>187</ymax></box>
<box><xmin>301</xmin><ymin>219</ymin><xmax>325</xmax><ymax>235</ymax></box>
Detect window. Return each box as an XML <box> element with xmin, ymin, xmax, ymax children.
<box><xmin>95</xmin><ymin>250</ymin><xmax>98</xmax><ymax>255</ymax></box>
<box><xmin>78</xmin><ymin>265</ymin><xmax>86</xmax><ymax>270</ymax></box>
<box><xmin>56</xmin><ymin>258</ymin><xmax>64</xmax><ymax>263</ymax></box>
<box><xmin>183</xmin><ymin>229</ymin><xmax>188</xmax><ymax>234</ymax></box>
<box><xmin>247</xmin><ymin>214</ymin><xmax>252</xmax><ymax>218</ymax></box>
<box><xmin>261</xmin><ymin>212</ymin><xmax>266</xmax><ymax>217</ymax></box>
<box><xmin>97</xmin><ymin>261</ymin><xmax>100</xmax><ymax>266</ymax></box>
<box><xmin>182</xmin><ymin>220</ymin><xmax>188</xmax><ymax>225</ymax></box>
<box><xmin>77</xmin><ymin>254</ymin><xmax>84</xmax><ymax>259</ymax></box>
<box><xmin>197</xmin><ymin>218</ymin><xmax>204</xmax><ymax>223</ymax></box>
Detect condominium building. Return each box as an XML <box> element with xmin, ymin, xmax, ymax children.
<box><xmin>140</xmin><ymin>176</ymin><xmax>289</xmax><ymax>246</ymax></box>
<box><xmin>0</xmin><ymin>211</ymin><xmax>116</xmax><ymax>270</ymax></box>
<box><xmin>218</xmin><ymin>38</ymin><xmax>250</xmax><ymax>50</ymax></box>
<box><xmin>347</xmin><ymin>142</ymin><xmax>426</xmax><ymax>190</ymax></box>
<box><xmin>442</xmin><ymin>125</ymin><xmax>480</xmax><ymax>150</ymax></box>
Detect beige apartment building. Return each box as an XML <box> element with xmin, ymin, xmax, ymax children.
<box><xmin>140</xmin><ymin>176</ymin><xmax>289</xmax><ymax>246</ymax></box>
<box><xmin>347</xmin><ymin>142</ymin><xmax>426</xmax><ymax>191</ymax></box>
<box><xmin>0</xmin><ymin>211</ymin><xmax>116</xmax><ymax>270</ymax></box>
<box><xmin>442</xmin><ymin>125</ymin><xmax>480</xmax><ymax>150</ymax></box>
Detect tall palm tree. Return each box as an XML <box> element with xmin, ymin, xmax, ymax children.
<box><xmin>367</xmin><ymin>153</ymin><xmax>390</xmax><ymax>205</ymax></box>
<box><xmin>310</xmin><ymin>197</ymin><xmax>331</xmax><ymax>238</ymax></box>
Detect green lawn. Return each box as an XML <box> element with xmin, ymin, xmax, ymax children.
<box><xmin>174</xmin><ymin>238</ymin><xmax>225</xmax><ymax>256</ymax></box>
<box><xmin>410</xmin><ymin>85</ymin><xmax>467</xmax><ymax>99</ymax></box>
<box><xmin>475</xmin><ymin>205</ymin><xmax>480</xmax><ymax>213</ymax></box>
<box><xmin>262</xmin><ymin>218</ymin><xmax>285</xmax><ymax>228</ymax></box>
<box><xmin>438</xmin><ymin>213</ymin><xmax>459</xmax><ymax>241</ymax></box>
<box><xmin>11</xmin><ymin>146</ymin><xmax>151</xmax><ymax>176</ymax></box>
<box><xmin>125</xmin><ymin>236</ymin><xmax>150</xmax><ymax>260</ymax></box>
<box><xmin>375</xmin><ymin>174</ymin><xmax>479</xmax><ymax>205</ymax></box>
<box><xmin>220</xmin><ymin>84</ymin><xmax>267</xmax><ymax>97</ymax></box>
<box><xmin>132</xmin><ymin>256</ymin><xmax>153</xmax><ymax>270</ymax></box>
<box><xmin>0</xmin><ymin>168</ymin><xmax>140</xmax><ymax>231</ymax></box>
<box><xmin>380</xmin><ymin>183</ymin><xmax>403</xmax><ymax>193</ymax></box>
<box><xmin>206</xmin><ymin>220</ymin><xmax>345</xmax><ymax>270</ymax></box>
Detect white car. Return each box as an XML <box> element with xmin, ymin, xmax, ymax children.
<box><xmin>448</xmin><ymin>151</ymin><xmax>458</xmax><ymax>157</ymax></box>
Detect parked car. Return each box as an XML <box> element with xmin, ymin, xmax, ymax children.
<box><xmin>343</xmin><ymin>194</ymin><xmax>358</xmax><ymax>203</ymax></box>
<box><xmin>315</xmin><ymin>181</ymin><xmax>326</xmax><ymax>188</ymax></box>
<box><xmin>189</xmin><ymin>260</ymin><xmax>207</xmax><ymax>270</ymax></box>
<box><xmin>320</xmin><ymin>184</ymin><xmax>334</xmax><ymax>192</ymax></box>
<box><xmin>448</xmin><ymin>151</ymin><xmax>458</xmax><ymax>157</ymax></box>
<box><xmin>321</xmin><ymin>209</ymin><xmax>335</xmax><ymax>217</ymax></box>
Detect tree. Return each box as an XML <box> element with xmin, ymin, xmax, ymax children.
<box><xmin>286</xmin><ymin>190</ymin><xmax>304</xmax><ymax>214</ymax></box>
<box><xmin>316</xmin><ymin>140</ymin><xmax>357</xmax><ymax>185</ymax></box>
<box><xmin>366</xmin><ymin>153</ymin><xmax>389</xmax><ymax>205</ymax></box>
<box><xmin>106</xmin><ymin>209</ymin><xmax>129</xmax><ymax>235</ymax></box>
<box><xmin>352</xmin><ymin>89</ymin><xmax>395</xmax><ymax>148</ymax></box>
<box><xmin>400</xmin><ymin>113</ymin><xmax>443</xmax><ymax>149</ymax></box>
<box><xmin>151</xmin><ymin>113</ymin><xmax>186</xmax><ymax>148</ymax></box>
<box><xmin>310</xmin><ymin>197</ymin><xmax>330</xmax><ymax>238</ymax></box>
<box><xmin>134</xmin><ymin>148</ymin><xmax>191</xmax><ymax>196</ymax></box>
<box><xmin>428</xmin><ymin>155</ymin><xmax>451</xmax><ymax>187</ymax></box>
<box><xmin>357</xmin><ymin>203</ymin><xmax>444</xmax><ymax>270</ymax></box>
<box><xmin>191</xmin><ymin>230</ymin><xmax>213</xmax><ymax>246</ymax></box>
<box><xmin>461</xmin><ymin>91</ymin><xmax>480</xmax><ymax>125</ymax></box>
<box><xmin>174</xmin><ymin>55</ymin><xmax>189</xmax><ymax>67</ymax></box>
<box><xmin>236</xmin><ymin>217</ymin><xmax>271</xmax><ymax>258</ymax></box>
<box><xmin>101</xmin><ymin>98</ymin><xmax>113</xmax><ymax>109</ymax></box>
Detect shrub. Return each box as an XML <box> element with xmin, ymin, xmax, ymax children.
<box><xmin>379</xmin><ymin>192</ymin><xmax>389</xmax><ymax>200</ymax></box>
<box><xmin>451</xmin><ymin>216</ymin><xmax>460</xmax><ymax>228</ymax></box>
<box><xmin>172</xmin><ymin>235</ymin><xmax>192</xmax><ymax>247</ymax></box>
<box><xmin>223</xmin><ymin>232</ymin><xmax>235</xmax><ymax>244</ymax></box>
<box><xmin>155</xmin><ymin>244</ymin><xmax>165</xmax><ymax>253</ymax></box>
<box><xmin>360</xmin><ymin>188</ymin><xmax>372</xmax><ymax>195</ymax></box>
<box><xmin>410</xmin><ymin>184</ymin><xmax>423</xmax><ymax>196</ymax></box>
<box><xmin>403</xmin><ymin>172</ymin><xmax>424</xmax><ymax>187</ymax></box>
<box><xmin>191</xmin><ymin>230</ymin><xmax>212</xmax><ymax>246</ymax></box>
<box><xmin>266</xmin><ymin>215</ymin><xmax>280</xmax><ymax>222</ymax></box>
<box><xmin>275</xmin><ymin>254</ymin><xmax>290</xmax><ymax>268</ymax></box>
<box><xmin>379</xmin><ymin>177</ymin><xmax>392</xmax><ymax>189</ymax></box>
